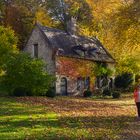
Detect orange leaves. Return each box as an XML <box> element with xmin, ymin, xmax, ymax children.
<box><xmin>15</xmin><ymin>96</ymin><xmax>135</xmax><ymax>118</ymax></box>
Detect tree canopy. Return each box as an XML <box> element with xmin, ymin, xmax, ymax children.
<box><xmin>0</xmin><ymin>0</ymin><xmax>139</xmax><ymax>74</ymax></box>
<box><xmin>0</xmin><ymin>26</ymin><xmax>18</xmax><ymax>69</ymax></box>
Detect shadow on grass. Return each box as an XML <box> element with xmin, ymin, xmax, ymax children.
<box><xmin>0</xmin><ymin>97</ymin><xmax>137</xmax><ymax>140</ymax></box>
<box><xmin>0</xmin><ymin>115</ymin><xmax>136</xmax><ymax>140</ymax></box>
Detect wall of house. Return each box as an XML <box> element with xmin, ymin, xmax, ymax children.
<box><xmin>55</xmin><ymin>56</ymin><xmax>95</xmax><ymax>95</ymax></box>
<box><xmin>56</xmin><ymin>75</ymin><xmax>79</xmax><ymax>95</ymax></box>
<box><xmin>55</xmin><ymin>56</ymin><xmax>115</xmax><ymax>95</ymax></box>
<box><xmin>56</xmin><ymin>75</ymin><xmax>86</xmax><ymax>96</ymax></box>
<box><xmin>24</xmin><ymin>26</ymin><xmax>55</xmax><ymax>75</ymax></box>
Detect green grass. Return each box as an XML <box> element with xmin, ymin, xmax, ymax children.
<box><xmin>0</xmin><ymin>96</ymin><xmax>138</xmax><ymax>140</ymax></box>
<box><xmin>0</xmin><ymin>97</ymin><xmax>59</xmax><ymax>140</ymax></box>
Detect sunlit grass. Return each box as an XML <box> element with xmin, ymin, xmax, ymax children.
<box><xmin>0</xmin><ymin>97</ymin><xmax>58</xmax><ymax>140</ymax></box>
<box><xmin>0</xmin><ymin>95</ymin><xmax>139</xmax><ymax>140</ymax></box>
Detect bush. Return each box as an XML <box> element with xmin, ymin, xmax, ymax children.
<box><xmin>112</xmin><ymin>91</ymin><xmax>121</xmax><ymax>99</ymax></box>
<box><xmin>46</xmin><ymin>87</ymin><xmax>56</xmax><ymax>98</ymax></box>
<box><xmin>115</xmin><ymin>73</ymin><xmax>133</xmax><ymax>89</ymax></box>
<box><xmin>0</xmin><ymin>53</ymin><xmax>54</xmax><ymax>96</ymax></box>
<box><xmin>102</xmin><ymin>88</ymin><xmax>112</xmax><ymax>96</ymax></box>
<box><xmin>83</xmin><ymin>90</ymin><xmax>92</xmax><ymax>97</ymax></box>
<box><xmin>13</xmin><ymin>87</ymin><xmax>32</xmax><ymax>97</ymax></box>
<box><xmin>93</xmin><ymin>89</ymin><xmax>102</xmax><ymax>97</ymax></box>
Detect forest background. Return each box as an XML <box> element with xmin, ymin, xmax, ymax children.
<box><xmin>0</xmin><ymin>0</ymin><xmax>140</xmax><ymax>76</ymax></box>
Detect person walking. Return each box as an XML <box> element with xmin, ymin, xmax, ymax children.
<box><xmin>134</xmin><ymin>85</ymin><xmax>140</xmax><ymax>120</ymax></box>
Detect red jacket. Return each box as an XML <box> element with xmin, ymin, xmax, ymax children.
<box><xmin>134</xmin><ymin>89</ymin><xmax>140</xmax><ymax>103</ymax></box>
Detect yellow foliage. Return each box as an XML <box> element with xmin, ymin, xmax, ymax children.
<box><xmin>35</xmin><ymin>8</ymin><xmax>54</xmax><ymax>27</ymax></box>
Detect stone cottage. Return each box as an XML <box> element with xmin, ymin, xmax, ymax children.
<box><xmin>24</xmin><ymin>19</ymin><xmax>115</xmax><ymax>96</ymax></box>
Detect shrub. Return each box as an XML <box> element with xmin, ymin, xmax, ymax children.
<box><xmin>13</xmin><ymin>87</ymin><xmax>32</xmax><ymax>97</ymax></box>
<box><xmin>93</xmin><ymin>63</ymin><xmax>114</xmax><ymax>77</ymax></box>
<box><xmin>46</xmin><ymin>87</ymin><xmax>56</xmax><ymax>98</ymax></box>
<box><xmin>102</xmin><ymin>88</ymin><xmax>112</xmax><ymax>96</ymax></box>
<box><xmin>83</xmin><ymin>90</ymin><xmax>92</xmax><ymax>97</ymax></box>
<box><xmin>115</xmin><ymin>73</ymin><xmax>133</xmax><ymax>89</ymax></box>
<box><xmin>93</xmin><ymin>89</ymin><xmax>102</xmax><ymax>96</ymax></box>
<box><xmin>0</xmin><ymin>53</ymin><xmax>54</xmax><ymax>96</ymax></box>
<box><xmin>112</xmin><ymin>91</ymin><xmax>121</xmax><ymax>99</ymax></box>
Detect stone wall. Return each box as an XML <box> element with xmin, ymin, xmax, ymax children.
<box><xmin>56</xmin><ymin>75</ymin><xmax>80</xmax><ymax>95</ymax></box>
<box><xmin>24</xmin><ymin>26</ymin><xmax>55</xmax><ymax>75</ymax></box>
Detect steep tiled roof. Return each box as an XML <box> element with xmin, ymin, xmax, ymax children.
<box><xmin>37</xmin><ymin>24</ymin><xmax>115</xmax><ymax>63</ymax></box>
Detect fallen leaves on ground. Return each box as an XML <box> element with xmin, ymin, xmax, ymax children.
<box><xmin>15</xmin><ymin>96</ymin><xmax>140</xmax><ymax>140</ymax></box>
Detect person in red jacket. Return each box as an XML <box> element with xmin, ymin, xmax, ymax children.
<box><xmin>134</xmin><ymin>85</ymin><xmax>140</xmax><ymax>119</ymax></box>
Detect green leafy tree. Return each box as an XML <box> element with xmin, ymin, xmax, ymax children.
<box><xmin>93</xmin><ymin>63</ymin><xmax>114</xmax><ymax>77</ymax></box>
<box><xmin>0</xmin><ymin>53</ymin><xmax>54</xmax><ymax>96</ymax></box>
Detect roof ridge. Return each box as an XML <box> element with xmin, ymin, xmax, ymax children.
<box><xmin>36</xmin><ymin>23</ymin><xmax>67</xmax><ymax>34</ymax></box>
<box><xmin>36</xmin><ymin>23</ymin><xmax>97</xmax><ymax>40</ymax></box>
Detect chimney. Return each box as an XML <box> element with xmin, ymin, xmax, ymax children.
<box><xmin>66</xmin><ymin>17</ymin><xmax>77</xmax><ymax>35</ymax></box>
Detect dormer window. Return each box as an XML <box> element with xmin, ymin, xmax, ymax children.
<box><xmin>33</xmin><ymin>43</ymin><xmax>38</xmax><ymax>58</ymax></box>
<box><xmin>72</xmin><ymin>45</ymin><xmax>86</xmax><ymax>57</ymax></box>
<box><xmin>75</xmin><ymin>49</ymin><xmax>85</xmax><ymax>57</ymax></box>
<box><xmin>88</xmin><ymin>47</ymin><xmax>99</xmax><ymax>58</ymax></box>
<box><xmin>88</xmin><ymin>48</ymin><xmax>97</xmax><ymax>55</ymax></box>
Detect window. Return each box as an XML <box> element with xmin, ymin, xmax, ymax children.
<box><xmin>77</xmin><ymin>77</ymin><xmax>82</xmax><ymax>91</ymax></box>
<box><xmin>95</xmin><ymin>76</ymin><xmax>109</xmax><ymax>89</ymax></box>
<box><xmin>77</xmin><ymin>77</ymin><xmax>90</xmax><ymax>91</ymax></box>
<box><xmin>72</xmin><ymin>45</ymin><xmax>86</xmax><ymax>57</ymax></box>
<box><xmin>76</xmin><ymin>50</ymin><xmax>85</xmax><ymax>57</ymax></box>
<box><xmin>85</xmin><ymin>77</ymin><xmax>90</xmax><ymax>89</ymax></box>
<box><xmin>33</xmin><ymin>44</ymin><xmax>38</xmax><ymax>58</ymax></box>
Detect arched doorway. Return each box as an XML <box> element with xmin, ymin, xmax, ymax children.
<box><xmin>60</xmin><ymin>77</ymin><xmax>68</xmax><ymax>95</ymax></box>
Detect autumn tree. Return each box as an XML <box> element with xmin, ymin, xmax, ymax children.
<box><xmin>0</xmin><ymin>0</ymin><xmax>45</xmax><ymax>49</ymax></box>
<box><xmin>84</xmin><ymin>0</ymin><xmax>140</xmax><ymax>74</ymax></box>
<box><xmin>35</xmin><ymin>8</ymin><xmax>55</xmax><ymax>27</ymax></box>
<box><xmin>43</xmin><ymin>0</ymin><xmax>93</xmax><ymax>30</ymax></box>
<box><xmin>0</xmin><ymin>26</ymin><xmax>18</xmax><ymax>69</ymax></box>
<box><xmin>1</xmin><ymin>0</ymin><xmax>139</xmax><ymax>75</ymax></box>
<box><xmin>1</xmin><ymin>2</ymin><xmax>34</xmax><ymax>49</ymax></box>
<box><xmin>109</xmin><ymin>1</ymin><xmax>140</xmax><ymax>74</ymax></box>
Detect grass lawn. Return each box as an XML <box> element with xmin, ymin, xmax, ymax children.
<box><xmin>0</xmin><ymin>95</ymin><xmax>139</xmax><ymax>140</ymax></box>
